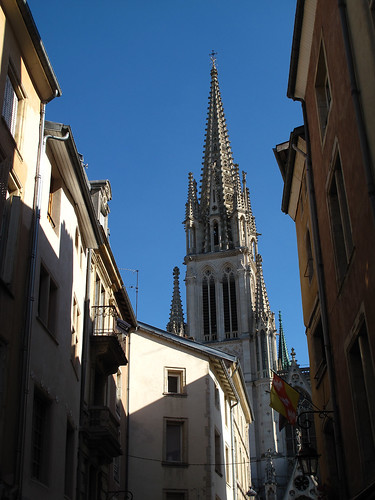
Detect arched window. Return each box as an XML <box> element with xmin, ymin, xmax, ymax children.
<box><xmin>251</xmin><ymin>240</ymin><xmax>256</xmax><ymax>261</ymax></box>
<box><xmin>188</xmin><ymin>226</ymin><xmax>196</xmax><ymax>253</ymax></box>
<box><xmin>222</xmin><ymin>268</ymin><xmax>238</xmax><ymax>338</ymax></box>
<box><xmin>305</xmin><ymin>229</ymin><xmax>314</xmax><ymax>283</ymax></box>
<box><xmin>202</xmin><ymin>270</ymin><xmax>217</xmax><ymax>341</ymax></box>
<box><xmin>261</xmin><ymin>330</ymin><xmax>268</xmax><ymax>377</ymax></box>
<box><xmin>255</xmin><ymin>335</ymin><xmax>260</xmax><ymax>373</ymax></box>
<box><xmin>241</xmin><ymin>217</ymin><xmax>246</xmax><ymax>245</ymax></box>
<box><xmin>213</xmin><ymin>220</ymin><xmax>219</xmax><ymax>247</ymax></box>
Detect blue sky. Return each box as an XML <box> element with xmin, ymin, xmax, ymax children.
<box><xmin>28</xmin><ymin>1</ymin><xmax>308</xmax><ymax>366</ymax></box>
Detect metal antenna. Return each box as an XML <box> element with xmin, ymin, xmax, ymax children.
<box><xmin>119</xmin><ymin>268</ymin><xmax>139</xmax><ymax>321</ymax></box>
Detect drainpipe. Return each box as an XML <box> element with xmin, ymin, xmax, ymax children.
<box><xmin>77</xmin><ymin>247</ymin><xmax>92</xmax><ymax>498</ymax></box>
<box><xmin>16</xmin><ymin>100</ymin><xmax>46</xmax><ymax>498</ymax></box>
<box><xmin>338</xmin><ymin>0</ymin><xmax>375</xmax><ymax>225</ymax></box>
<box><xmin>222</xmin><ymin>360</ymin><xmax>240</xmax><ymax>500</ymax></box>
<box><xmin>16</xmin><ymin>110</ymin><xmax>69</xmax><ymax>498</ymax></box>
<box><xmin>300</xmin><ymin>101</ymin><xmax>347</xmax><ymax>498</ymax></box>
<box><xmin>125</xmin><ymin>308</ymin><xmax>139</xmax><ymax>497</ymax></box>
<box><xmin>230</xmin><ymin>400</ymin><xmax>238</xmax><ymax>500</ymax></box>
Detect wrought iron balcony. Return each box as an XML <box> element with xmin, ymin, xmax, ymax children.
<box><xmin>92</xmin><ymin>305</ymin><xmax>130</xmax><ymax>336</ymax></box>
<box><xmin>91</xmin><ymin>305</ymin><xmax>128</xmax><ymax>374</ymax></box>
<box><xmin>83</xmin><ymin>406</ymin><xmax>122</xmax><ymax>461</ymax></box>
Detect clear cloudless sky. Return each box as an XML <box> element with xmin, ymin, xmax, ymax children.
<box><xmin>28</xmin><ymin>0</ymin><xmax>309</xmax><ymax>366</ymax></box>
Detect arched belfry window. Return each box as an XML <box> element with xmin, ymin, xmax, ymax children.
<box><xmin>251</xmin><ymin>240</ymin><xmax>256</xmax><ymax>261</ymax></box>
<box><xmin>213</xmin><ymin>220</ymin><xmax>219</xmax><ymax>248</ymax></box>
<box><xmin>222</xmin><ymin>267</ymin><xmax>238</xmax><ymax>338</ymax></box>
<box><xmin>202</xmin><ymin>270</ymin><xmax>217</xmax><ymax>341</ymax></box>
<box><xmin>241</xmin><ymin>217</ymin><xmax>246</xmax><ymax>246</ymax></box>
<box><xmin>260</xmin><ymin>330</ymin><xmax>268</xmax><ymax>377</ymax></box>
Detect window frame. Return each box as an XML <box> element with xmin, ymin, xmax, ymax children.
<box><xmin>163</xmin><ymin>490</ymin><xmax>188</xmax><ymax>500</ymax></box>
<box><xmin>31</xmin><ymin>387</ymin><xmax>51</xmax><ymax>484</ymax></box>
<box><xmin>222</xmin><ymin>267</ymin><xmax>238</xmax><ymax>338</ymax></box>
<box><xmin>202</xmin><ymin>269</ymin><xmax>217</xmax><ymax>341</ymax></box>
<box><xmin>164</xmin><ymin>367</ymin><xmax>186</xmax><ymax>396</ymax></box>
<box><xmin>163</xmin><ymin>418</ymin><xmax>188</xmax><ymax>466</ymax></box>
<box><xmin>315</xmin><ymin>40</ymin><xmax>332</xmax><ymax>142</ymax></box>
<box><xmin>1</xmin><ymin>66</ymin><xmax>25</xmax><ymax>145</ymax></box>
<box><xmin>327</xmin><ymin>147</ymin><xmax>353</xmax><ymax>285</ymax></box>
<box><xmin>37</xmin><ymin>262</ymin><xmax>58</xmax><ymax>338</ymax></box>
<box><xmin>214</xmin><ymin>428</ymin><xmax>223</xmax><ymax>476</ymax></box>
<box><xmin>347</xmin><ymin>316</ymin><xmax>375</xmax><ymax>476</ymax></box>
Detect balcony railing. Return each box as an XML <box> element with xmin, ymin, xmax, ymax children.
<box><xmin>90</xmin><ymin>305</ymin><xmax>128</xmax><ymax>374</ymax></box>
<box><xmin>92</xmin><ymin>305</ymin><xmax>129</xmax><ymax>336</ymax></box>
<box><xmin>83</xmin><ymin>406</ymin><xmax>122</xmax><ymax>461</ymax></box>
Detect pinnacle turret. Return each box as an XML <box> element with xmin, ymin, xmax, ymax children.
<box><xmin>278</xmin><ymin>311</ymin><xmax>290</xmax><ymax>370</ymax></box>
<box><xmin>255</xmin><ymin>254</ymin><xmax>271</xmax><ymax>322</ymax></box>
<box><xmin>166</xmin><ymin>267</ymin><xmax>186</xmax><ymax>336</ymax></box>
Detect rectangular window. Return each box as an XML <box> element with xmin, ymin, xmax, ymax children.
<box><xmin>215</xmin><ymin>430</ymin><xmax>222</xmax><ymax>476</ymax></box>
<box><xmin>312</xmin><ymin>318</ymin><xmax>327</xmax><ymax>384</ymax></box>
<box><xmin>214</xmin><ymin>385</ymin><xmax>220</xmax><ymax>409</ymax></box>
<box><xmin>64</xmin><ymin>420</ymin><xmax>74</xmax><ymax>498</ymax></box>
<box><xmin>225</xmin><ymin>445</ymin><xmax>231</xmax><ymax>484</ymax></box>
<box><xmin>71</xmin><ymin>296</ymin><xmax>80</xmax><ymax>362</ymax></box>
<box><xmin>304</xmin><ymin>229</ymin><xmax>314</xmax><ymax>284</ymax></box>
<box><xmin>116</xmin><ymin>370</ymin><xmax>122</xmax><ymax>416</ymax></box>
<box><xmin>369</xmin><ymin>0</ymin><xmax>375</xmax><ymax>30</ymax></box>
<box><xmin>2</xmin><ymin>74</ymin><xmax>18</xmax><ymax>137</ymax></box>
<box><xmin>348</xmin><ymin>321</ymin><xmax>375</xmax><ymax>476</ymax></box>
<box><xmin>113</xmin><ymin>455</ymin><xmax>120</xmax><ymax>484</ymax></box>
<box><xmin>47</xmin><ymin>174</ymin><xmax>62</xmax><ymax>233</ymax></box>
<box><xmin>0</xmin><ymin>341</ymin><xmax>6</xmax><ymax>414</ymax></box>
<box><xmin>164</xmin><ymin>491</ymin><xmax>187</xmax><ymax>500</ymax></box>
<box><xmin>38</xmin><ymin>264</ymin><xmax>58</xmax><ymax>335</ymax></box>
<box><xmin>164</xmin><ymin>419</ymin><xmax>187</xmax><ymax>464</ymax></box>
<box><xmin>315</xmin><ymin>42</ymin><xmax>332</xmax><ymax>139</ymax></box>
<box><xmin>164</xmin><ymin>368</ymin><xmax>185</xmax><ymax>395</ymax></box>
<box><xmin>328</xmin><ymin>152</ymin><xmax>353</xmax><ymax>283</ymax></box>
<box><xmin>31</xmin><ymin>388</ymin><xmax>50</xmax><ymax>483</ymax></box>
<box><xmin>0</xmin><ymin>192</ymin><xmax>20</xmax><ymax>286</ymax></box>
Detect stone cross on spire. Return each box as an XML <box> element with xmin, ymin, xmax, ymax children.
<box><xmin>210</xmin><ymin>50</ymin><xmax>217</xmax><ymax>68</ymax></box>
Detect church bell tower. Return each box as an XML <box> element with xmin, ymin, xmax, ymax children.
<box><xmin>183</xmin><ymin>54</ymin><xmax>283</xmax><ymax>496</ymax></box>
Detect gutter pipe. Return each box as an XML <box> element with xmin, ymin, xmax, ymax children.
<box><xmin>77</xmin><ymin>247</ymin><xmax>92</xmax><ymax>498</ymax></box>
<box><xmin>221</xmin><ymin>359</ymin><xmax>240</xmax><ymax>500</ymax></box>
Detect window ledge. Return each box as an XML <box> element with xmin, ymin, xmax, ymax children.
<box><xmin>162</xmin><ymin>461</ymin><xmax>189</xmax><ymax>468</ymax></box>
<box><xmin>314</xmin><ymin>360</ymin><xmax>327</xmax><ymax>388</ymax></box>
<box><xmin>1</xmin><ymin>117</ymin><xmax>23</xmax><ymax>161</ymax></box>
<box><xmin>37</xmin><ymin>316</ymin><xmax>59</xmax><ymax>345</ymax></box>
<box><xmin>163</xmin><ymin>392</ymin><xmax>187</xmax><ymax>397</ymax></box>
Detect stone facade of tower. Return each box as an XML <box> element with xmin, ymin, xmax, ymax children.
<box><xmin>182</xmin><ymin>59</ymin><xmax>286</xmax><ymax>498</ymax></box>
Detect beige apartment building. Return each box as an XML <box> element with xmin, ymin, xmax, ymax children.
<box><xmin>79</xmin><ymin>176</ymin><xmax>136</xmax><ymax>500</ymax></box>
<box><xmin>127</xmin><ymin>322</ymin><xmax>253</xmax><ymax>500</ymax></box>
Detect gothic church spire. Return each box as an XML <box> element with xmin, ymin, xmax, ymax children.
<box><xmin>184</xmin><ymin>56</ymin><xmax>258</xmax><ymax>254</ymax></box>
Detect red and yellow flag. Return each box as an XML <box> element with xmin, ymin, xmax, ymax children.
<box><xmin>269</xmin><ymin>373</ymin><xmax>300</xmax><ymax>425</ymax></box>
